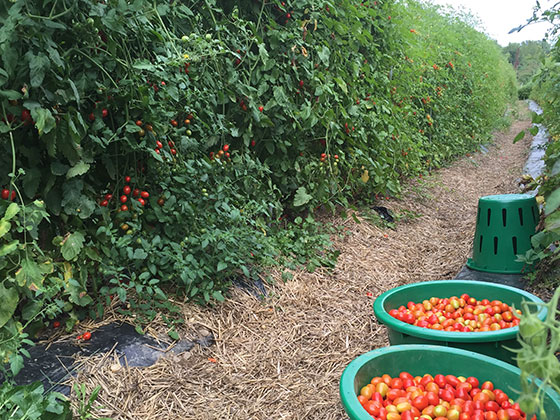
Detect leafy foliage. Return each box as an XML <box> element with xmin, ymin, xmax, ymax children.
<box><xmin>515</xmin><ymin>287</ymin><xmax>560</xmax><ymax>419</ymax></box>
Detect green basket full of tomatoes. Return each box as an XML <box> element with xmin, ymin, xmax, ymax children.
<box><xmin>339</xmin><ymin>344</ymin><xmax>560</xmax><ymax>420</ymax></box>
<box><xmin>373</xmin><ymin>280</ymin><xmax>547</xmax><ymax>364</ymax></box>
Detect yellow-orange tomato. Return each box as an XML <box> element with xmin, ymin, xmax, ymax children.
<box><xmin>360</xmin><ymin>384</ymin><xmax>374</xmax><ymax>399</ymax></box>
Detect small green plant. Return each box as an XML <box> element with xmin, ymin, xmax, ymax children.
<box><xmin>515</xmin><ymin>287</ymin><xmax>560</xmax><ymax>419</ymax></box>
<box><xmin>0</xmin><ymin>381</ymin><xmax>71</xmax><ymax>420</ymax></box>
<box><xmin>73</xmin><ymin>383</ymin><xmax>112</xmax><ymax>420</ymax></box>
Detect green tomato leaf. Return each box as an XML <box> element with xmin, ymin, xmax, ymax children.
<box><xmin>0</xmin><ymin>283</ymin><xmax>19</xmax><ymax>328</ymax></box>
<box><xmin>0</xmin><ymin>240</ymin><xmax>18</xmax><ymax>257</ymax></box>
<box><xmin>31</xmin><ymin>107</ymin><xmax>56</xmax><ymax>136</ymax></box>
<box><xmin>544</xmin><ymin>210</ymin><xmax>560</xmax><ymax>233</ymax></box>
<box><xmin>0</xmin><ymin>90</ymin><xmax>22</xmax><ymax>100</ymax></box>
<box><xmin>28</xmin><ymin>52</ymin><xmax>50</xmax><ymax>87</ymax></box>
<box><xmin>0</xmin><ymin>220</ymin><xmax>12</xmax><ymax>238</ymax></box>
<box><xmin>545</xmin><ymin>187</ymin><xmax>560</xmax><ymax>216</ymax></box>
<box><xmin>61</xmin><ymin>232</ymin><xmax>85</xmax><ymax>261</ymax></box>
<box><xmin>66</xmin><ymin>161</ymin><xmax>90</xmax><ymax>179</ymax></box>
<box><xmin>293</xmin><ymin>186</ymin><xmax>312</xmax><ymax>207</ymax></box>
<box><xmin>4</xmin><ymin>203</ymin><xmax>19</xmax><ymax>221</ymax></box>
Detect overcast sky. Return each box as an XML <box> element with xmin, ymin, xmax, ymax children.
<box><xmin>426</xmin><ymin>0</ymin><xmax>555</xmax><ymax>46</ymax></box>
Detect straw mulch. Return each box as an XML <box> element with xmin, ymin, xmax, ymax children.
<box><xmin>68</xmin><ymin>104</ymin><xmax>536</xmax><ymax>419</ymax></box>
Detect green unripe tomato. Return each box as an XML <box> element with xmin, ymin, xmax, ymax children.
<box><xmin>205</xmin><ymin>33</ymin><xmax>212</xmax><ymax>40</ymax></box>
<box><xmin>181</xmin><ymin>35</ymin><xmax>188</xmax><ymax>42</ymax></box>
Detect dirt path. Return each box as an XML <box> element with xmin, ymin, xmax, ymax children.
<box><xmin>74</xmin><ymin>103</ymin><xmax>535</xmax><ymax>419</ymax></box>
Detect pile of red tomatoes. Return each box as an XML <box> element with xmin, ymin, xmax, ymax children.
<box><xmin>388</xmin><ymin>294</ymin><xmax>521</xmax><ymax>332</ymax></box>
<box><xmin>358</xmin><ymin>371</ymin><xmax>533</xmax><ymax>420</ymax></box>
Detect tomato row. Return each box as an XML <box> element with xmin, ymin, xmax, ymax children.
<box><xmin>388</xmin><ymin>294</ymin><xmax>521</xmax><ymax>332</ymax></box>
<box><xmin>358</xmin><ymin>371</ymin><xmax>533</xmax><ymax>420</ymax></box>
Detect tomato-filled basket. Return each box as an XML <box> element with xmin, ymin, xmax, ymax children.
<box><xmin>372</xmin><ymin>280</ymin><xmax>547</xmax><ymax>364</ymax></box>
<box><xmin>339</xmin><ymin>345</ymin><xmax>560</xmax><ymax>420</ymax></box>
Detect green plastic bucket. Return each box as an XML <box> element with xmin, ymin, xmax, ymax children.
<box><xmin>373</xmin><ymin>280</ymin><xmax>547</xmax><ymax>364</ymax></box>
<box><xmin>467</xmin><ymin>194</ymin><xmax>538</xmax><ymax>273</ymax></box>
<box><xmin>340</xmin><ymin>345</ymin><xmax>560</xmax><ymax>420</ymax></box>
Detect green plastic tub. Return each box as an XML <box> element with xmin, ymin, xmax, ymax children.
<box><xmin>467</xmin><ymin>194</ymin><xmax>538</xmax><ymax>274</ymax></box>
<box><xmin>340</xmin><ymin>345</ymin><xmax>560</xmax><ymax>420</ymax></box>
<box><xmin>373</xmin><ymin>280</ymin><xmax>547</xmax><ymax>364</ymax></box>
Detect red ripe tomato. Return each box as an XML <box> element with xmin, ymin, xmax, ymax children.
<box><xmin>426</xmin><ymin>391</ymin><xmax>439</xmax><ymax>406</ymax></box>
<box><xmin>434</xmin><ymin>374</ymin><xmax>446</xmax><ymax>388</ymax></box>
<box><xmin>102</xmin><ymin>108</ymin><xmax>108</xmax><ymax>118</ymax></box>
<box><xmin>138</xmin><ymin>198</ymin><xmax>146</xmax><ymax>206</ymax></box>
<box><xmin>426</xmin><ymin>382</ymin><xmax>440</xmax><ymax>394</ymax></box>
<box><xmin>387</xmin><ymin>388</ymin><xmax>406</xmax><ymax>401</ymax></box>
<box><xmin>100</xmin><ymin>200</ymin><xmax>108</xmax><ymax>207</ymax></box>
<box><xmin>53</xmin><ymin>321</ymin><xmax>60</xmax><ymax>328</ymax></box>
<box><xmin>459</xmin><ymin>413</ymin><xmax>471</xmax><ymax>420</ymax></box>
<box><xmin>120</xmin><ymin>204</ymin><xmax>128</xmax><ymax>211</ymax></box>
<box><xmin>401</xmin><ymin>411</ymin><xmax>414</xmax><ymax>420</ymax></box>
<box><xmin>390</xmin><ymin>378</ymin><xmax>403</xmax><ymax>389</ymax></box>
<box><xmin>463</xmin><ymin>400</ymin><xmax>475</xmax><ymax>414</ymax></box>
<box><xmin>132</xmin><ymin>188</ymin><xmax>140</xmax><ymax>197</ymax></box>
<box><xmin>402</xmin><ymin>312</ymin><xmax>415</xmax><ymax>324</ymax></box>
<box><xmin>473</xmin><ymin>392</ymin><xmax>490</xmax><ymax>404</ymax></box>
<box><xmin>402</xmin><ymin>378</ymin><xmax>415</xmax><ymax>389</ymax></box>
<box><xmin>420</xmin><ymin>374</ymin><xmax>434</xmax><ymax>387</ymax></box>
<box><xmin>105</xmin><ymin>193</ymin><xmax>113</xmax><ymax>200</ymax></box>
<box><xmin>170</xmin><ymin>148</ymin><xmax>177</xmax><ymax>155</ymax></box>
<box><xmin>357</xmin><ymin>395</ymin><xmax>367</xmax><ymax>406</ymax></box>
<box><xmin>223</xmin><ymin>144</ymin><xmax>230</xmax><ymax>152</ymax></box>
<box><xmin>120</xmin><ymin>195</ymin><xmax>128</xmax><ymax>203</ymax></box>
<box><xmin>481</xmin><ymin>381</ymin><xmax>494</xmax><ymax>391</ymax></box>
<box><xmin>440</xmin><ymin>389</ymin><xmax>454</xmax><ymax>402</ymax></box>
<box><xmin>364</xmin><ymin>400</ymin><xmax>381</xmax><ymax>416</ymax></box>
<box><xmin>445</xmin><ymin>375</ymin><xmax>460</xmax><ymax>388</ymax></box>
<box><xmin>140</xmin><ymin>191</ymin><xmax>149</xmax><ymax>198</ymax></box>
<box><xmin>466</xmin><ymin>376</ymin><xmax>480</xmax><ymax>389</ymax></box>
<box><xmin>471</xmin><ymin>413</ymin><xmax>485</xmax><ymax>420</ymax></box>
<box><xmin>506</xmin><ymin>408</ymin><xmax>520</xmax><ymax>420</ymax></box>
<box><xmin>371</xmin><ymin>391</ymin><xmax>384</xmax><ymax>404</ymax></box>
<box><xmin>412</xmin><ymin>394</ymin><xmax>429</xmax><ymax>411</ymax></box>
<box><xmin>123</xmin><ymin>186</ymin><xmax>131</xmax><ymax>195</ymax></box>
<box><xmin>156</xmin><ymin>140</ymin><xmax>163</xmax><ymax>149</ymax></box>
<box><xmin>455</xmin><ymin>387</ymin><xmax>470</xmax><ymax>400</ymax></box>
<box><xmin>82</xmin><ymin>332</ymin><xmax>92</xmax><ymax>340</ymax></box>
<box><xmin>496</xmin><ymin>409</ymin><xmax>510</xmax><ymax>420</ymax></box>
<box><xmin>389</xmin><ymin>309</ymin><xmax>399</xmax><ymax>317</ymax></box>
<box><xmin>486</xmin><ymin>412</ymin><xmax>498</xmax><ymax>420</ymax></box>
<box><xmin>125</xmin><ymin>176</ymin><xmax>131</xmax><ymax>183</ymax></box>
<box><xmin>485</xmin><ymin>400</ymin><xmax>500</xmax><ymax>413</ymax></box>
<box><xmin>1</xmin><ymin>189</ymin><xmax>9</xmax><ymax>200</ymax></box>
<box><xmin>88</xmin><ymin>112</ymin><xmax>95</xmax><ymax>122</ymax></box>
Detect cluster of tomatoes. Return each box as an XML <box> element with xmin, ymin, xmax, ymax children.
<box><xmin>319</xmin><ymin>153</ymin><xmax>339</xmax><ymax>166</ymax></box>
<box><xmin>1</xmin><ymin>188</ymin><xmax>16</xmax><ymax>201</ymax></box>
<box><xmin>358</xmin><ymin>371</ymin><xmax>533</xmax><ymax>420</ymax></box>
<box><xmin>388</xmin><ymin>294</ymin><xmax>521</xmax><ymax>332</ymax></box>
<box><xmin>210</xmin><ymin>144</ymin><xmax>231</xmax><ymax>160</ymax></box>
<box><xmin>99</xmin><ymin>176</ymin><xmax>150</xmax><ymax>211</ymax></box>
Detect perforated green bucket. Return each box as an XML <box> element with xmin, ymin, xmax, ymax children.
<box><xmin>467</xmin><ymin>194</ymin><xmax>539</xmax><ymax>274</ymax></box>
